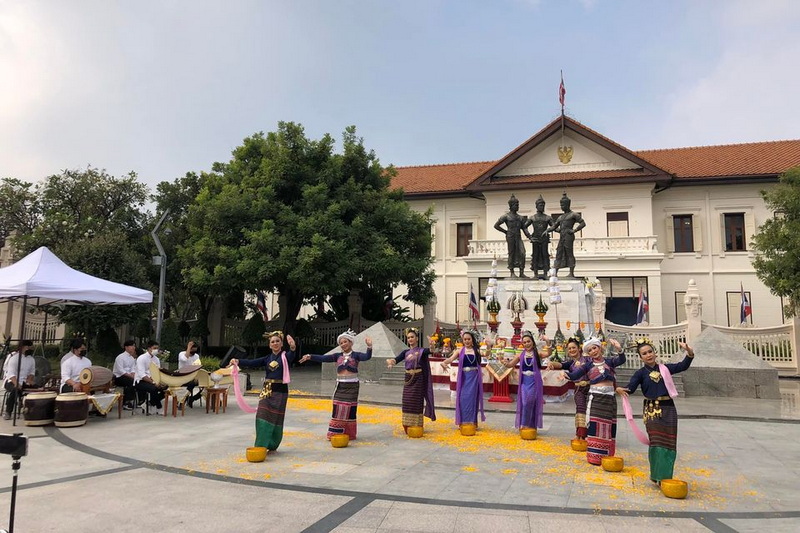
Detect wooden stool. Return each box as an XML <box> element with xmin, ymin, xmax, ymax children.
<box><xmin>163</xmin><ymin>388</ymin><xmax>188</xmax><ymax>417</ymax></box>
<box><xmin>205</xmin><ymin>387</ymin><xmax>228</xmax><ymax>414</ymax></box>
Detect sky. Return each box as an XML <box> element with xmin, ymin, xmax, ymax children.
<box><xmin>1</xmin><ymin>0</ymin><xmax>799</xmax><ymax>195</ymax></box>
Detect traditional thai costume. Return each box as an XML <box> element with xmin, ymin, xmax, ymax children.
<box><xmin>454</xmin><ymin>348</ymin><xmax>486</xmax><ymax>427</ymax></box>
<box><xmin>309</xmin><ymin>348</ymin><xmax>372</xmax><ymax>440</ymax></box>
<box><xmin>392</xmin><ymin>347</ymin><xmax>436</xmax><ymax>432</ymax></box>
<box><xmin>515</xmin><ymin>348</ymin><xmax>544</xmax><ymax>429</ymax></box>
<box><xmin>236</xmin><ymin>349</ymin><xmax>294</xmax><ymax>451</ymax></box>
<box><xmin>561</xmin><ymin>355</ymin><xmax>593</xmax><ymax>439</ymax></box>
<box><xmin>567</xmin><ymin>350</ymin><xmax>626</xmax><ymax>465</ymax></box>
<box><xmin>622</xmin><ymin>354</ymin><xmax>693</xmax><ymax>482</ymax></box>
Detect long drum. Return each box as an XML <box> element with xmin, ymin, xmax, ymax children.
<box><xmin>80</xmin><ymin>366</ymin><xmax>114</xmax><ymax>393</ymax></box>
<box><xmin>54</xmin><ymin>392</ymin><xmax>89</xmax><ymax>428</ymax></box>
<box><xmin>23</xmin><ymin>391</ymin><xmax>57</xmax><ymax>426</ymax></box>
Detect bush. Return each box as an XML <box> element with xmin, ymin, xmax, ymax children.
<box><xmin>159</xmin><ymin>319</ymin><xmax>183</xmax><ymax>359</ymax></box>
<box><xmin>199</xmin><ymin>356</ymin><xmax>221</xmax><ymax>372</ymax></box>
<box><xmin>95</xmin><ymin>328</ymin><xmax>121</xmax><ymax>361</ymax></box>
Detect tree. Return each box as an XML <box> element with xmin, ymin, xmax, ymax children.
<box><xmin>10</xmin><ymin>167</ymin><xmax>153</xmax><ymax>337</ymax></box>
<box><xmin>752</xmin><ymin>166</ymin><xmax>800</xmax><ymax>318</ymax></box>
<box><xmin>181</xmin><ymin>122</ymin><xmax>435</xmax><ymax>335</ymax></box>
<box><xmin>0</xmin><ymin>178</ymin><xmax>40</xmax><ymax>245</ymax></box>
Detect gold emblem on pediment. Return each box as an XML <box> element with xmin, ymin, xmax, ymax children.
<box><xmin>557</xmin><ymin>145</ymin><xmax>574</xmax><ymax>164</ymax></box>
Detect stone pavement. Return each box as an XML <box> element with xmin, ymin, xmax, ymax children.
<box><xmin>0</xmin><ymin>368</ymin><xmax>798</xmax><ymax>533</ymax></box>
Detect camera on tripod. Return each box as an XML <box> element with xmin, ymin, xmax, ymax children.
<box><xmin>0</xmin><ymin>434</ymin><xmax>27</xmax><ymax>458</ymax></box>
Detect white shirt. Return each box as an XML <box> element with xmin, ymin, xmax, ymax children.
<box><xmin>135</xmin><ymin>352</ymin><xmax>160</xmax><ymax>384</ymax></box>
<box><xmin>60</xmin><ymin>355</ymin><xmax>92</xmax><ymax>392</ymax></box>
<box><xmin>178</xmin><ymin>350</ymin><xmax>200</xmax><ymax>367</ymax></box>
<box><xmin>113</xmin><ymin>352</ymin><xmax>137</xmax><ymax>378</ymax></box>
<box><xmin>61</xmin><ymin>351</ymin><xmax>75</xmax><ymax>364</ymax></box>
<box><xmin>4</xmin><ymin>352</ymin><xmax>36</xmax><ymax>386</ymax></box>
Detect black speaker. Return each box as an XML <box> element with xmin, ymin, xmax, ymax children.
<box><xmin>219</xmin><ymin>345</ymin><xmax>247</xmax><ymax>368</ymax></box>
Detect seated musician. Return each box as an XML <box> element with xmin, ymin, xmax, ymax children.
<box><xmin>178</xmin><ymin>340</ymin><xmax>202</xmax><ymax>407</ymax></box>
<box><xmin>113</xmin><ymin>340</ymin><xmax>138</xmax><ymax>410</ymax></box>
<box><xmin>60</xmin><ymin>340</ymin><xmax>91</xmax><ymax>392</ymax></box>
<box><xmin>61</xmin><ymin>338</ymin><xmax>85</xmax><ymax>364</ymax></box>
<box><xmin>3</xmin><ymin>340</ymin><xmax>36</xmax><ymax>420</ymax></box>
<box><xmin>134</xmin><ymin>340</ymin><xmax>165</xmax><ymax>415</ymax></box>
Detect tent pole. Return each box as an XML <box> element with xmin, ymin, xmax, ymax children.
<box><xmin>12</xmin><ymin>296</ymin><xmax>27</xmax><ymax>427</ymax></box>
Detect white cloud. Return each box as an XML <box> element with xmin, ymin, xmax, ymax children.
<box><xmin>657</xmin><ymin>1</ymin><xmax>800</xmax><ymax>146</ymax></box>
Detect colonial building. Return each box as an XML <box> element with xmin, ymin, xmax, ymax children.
<box><xmin>392</xmin><ymin>116</ymin><xmax>800</xmax><ymax>328</ymax></box>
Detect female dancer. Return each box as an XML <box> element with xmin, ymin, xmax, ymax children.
<box><xmin>230</xmin><ymin>332</ymin><xmax>296</xmax><ymax>451</ymax></box>
<box><xmin>548</xmin><ymin>337</ymin><xmax>591</xmax><ymax>440</ymax></box>
<box><xmin>503</xmin><ymin>331</ymin><xmax>544</xmax><ymax>431</ymax></box>
<box><xmin>387</xmin><ymin>328</ymin><xmax>436</xmax><ymax>433</ymax></box>
<box><xmin>617</xmin><ymin>340</ymin><xmax>695</xmax><ymax>483</ymax></box>
<box><xmin>440</xmin><ymin>330</ymin><xmax>485</xmax><ymax>430</ymax></box>
<box><xmin>563</xmin><ymin>337</ymin><xmax>625</xmax><ymax>465</ymax></box>
<box><xmin>300</xmin><ymin>330</ymin><xmax>373</xmax><ymax>440</ymax></box>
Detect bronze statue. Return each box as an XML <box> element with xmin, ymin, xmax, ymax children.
<box><xmin>525</xmin><ymin>195</ymin><xmax>552</xmax><ymax>279</ymax></box>
<box><xmin>546</xmin><ymin>192</ymin><xmax>586</xmax><ymax>278</ymax></box>
<box><xmin>494</xmin><ymin>194</ymin><xmax>529</xmax><ymax>278</ymax></box>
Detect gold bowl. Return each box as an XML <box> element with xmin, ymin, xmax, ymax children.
<box><xmin>331</xmin><ymin>434</ymin><xmax>350</xmax><ymax>448</ymax></box>
<box><xmin>570</xmin><ymin>439</ymin><xmax>588</xmax><ymax>452</ymax></box>
<box><xmin>660</xmin><ymin>479</ymin><xmax>688</xmax><ymax>499</ymax></box>
<box><xmin>601</xmin><ymin>456</ymin><xmax>624</xmax><ymax>472</ymax></box>
<box><xmin>520</xmin><ymin>428</ymin><xmax>537</xmax><ymax>440</ymax></box>
<box><xmin>407</xmin><ymin>426</ymin><xmax>424</xmax><ymax>438</ymax></box>
<box><xmin>460</xmin><ymin>424</ymin><xmax>477</xmax><ymax>436</ymax></box>
<box><xmin>245</xmin><ymin>446</ymin><xmax>267</xmax><ymax>463</ymax></box>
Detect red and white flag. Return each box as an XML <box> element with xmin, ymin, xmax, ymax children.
<box><xmin>559</xmin><ymin>71</ymin><xmax>566</xmax><ymax>108</ymax></box>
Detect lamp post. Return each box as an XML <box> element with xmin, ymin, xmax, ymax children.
<box><xmin>151</xmin><ymin>209</ymin><xmax>170</xmax><ymax>344</ymax></box>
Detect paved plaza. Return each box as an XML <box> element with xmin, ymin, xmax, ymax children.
<box><xmin>1</xmin><ymin>369</ymin><xmax>798</xmax><ymax>532</ymax></box>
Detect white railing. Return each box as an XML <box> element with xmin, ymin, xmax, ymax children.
<box><xmin>468</xmin><ymin>236</ymin><xmax>659</xmax><ymax>258</ymax></box>
<box><xmin>603</xmin><ymin>321</ymin><xmax>687</xmax><ymax>369</ymax></box>
<box><xmin>23</xmin><ymin>314</ymin><xmax>61</xmax><ymax>344</ymax></box>
<box><xmin>701</xmin><ymin>322</ymin><xmax>796</xmax><ymax>370</ymax></box>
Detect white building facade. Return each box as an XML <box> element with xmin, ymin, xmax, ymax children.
<box><xmin>392</xmin><ymin>116</ymin><xmax>800</xmax><ymax>329</ymax></box>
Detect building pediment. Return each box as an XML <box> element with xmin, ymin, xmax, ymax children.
<box><xmin>466</xmin><ymin>116</ymin><xmax>672</xmax><ymax>191</ymax></box>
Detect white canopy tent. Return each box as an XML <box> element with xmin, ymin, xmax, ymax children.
<box><xmin>0</xmin><ymin>246</ymin><xmax>153</xmax><ymax>426</ymax></box>
<box><xmin>0</xmin><ymin>246</ymin><xmax>153</xmax><ymax>306</ymax></box>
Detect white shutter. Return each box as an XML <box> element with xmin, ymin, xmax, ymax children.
<box><xmin>665</xmin><ymin>216</ymin><xmax>675</xmax><ymax>253</ymax></box>
<box><xmin>744</xmin><ymin>212</ymin><xmax>756</xmax><ymax>251</ymax></box>
<box><xmin>692</xmin><ymin>215</ymin><xmax>703</xmax><ymax>253</ymax></box>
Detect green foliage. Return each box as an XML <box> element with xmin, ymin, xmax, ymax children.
<box><xmin>241</xmin><ymin>315</ymin><xmax>267</xmax><ymax>347</ymax></box>
<box><xmin>199</xmin><ymin>356</ymin><xmax>221</xmax><ymax>371</ymax></box>
<box><xmin>159</xmin><ymin>319</ymin><xmax>183</xmax><ymax>359</ymax></box>
<box><xmin>752</xmin><ymin>166</ymin><xmax>800</xmax><ymax>317</ymax></box>
<box><xmin>179</xmin><ymin>122</ymin><xmax>435</xmax><ymax>334</ymax></box>
<box><xmin>6</xmin><ymin>167</ymin><xmax>153</xmax><ymax>337</ymax></box>
<box><xmin>95</xmin><ymin>328</ymin><xmax>121</xmax><ymax>360</ymax></box>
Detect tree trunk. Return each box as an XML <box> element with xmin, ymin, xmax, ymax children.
<box><xmin>278</xmin><ymin>287</ymin><xmax>304</xmax><ymax>336</ymax></box>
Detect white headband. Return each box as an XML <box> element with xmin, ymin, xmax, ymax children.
<box><xmin>337</xmin><ymin>329</ymin><xmax>357</xmax><ymax>345</ymax></box>
<box><xmin>582</xmin><ymin>337</ymin><xmax>602</xmax><ymax>354</ymax></box>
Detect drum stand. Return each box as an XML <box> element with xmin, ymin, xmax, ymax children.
<box><xmin>5</xmin><ymin>454</ymin><xmax>21</xmax><ymax>533</ymax></box>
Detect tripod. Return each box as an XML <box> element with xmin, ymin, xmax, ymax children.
<box><xmin>0</xmin><ymin>432</ymin><xmax>27</xmax><ymax>533</ymax></box>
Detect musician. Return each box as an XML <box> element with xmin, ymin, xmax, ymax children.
<box><xmin>134</xmin><ymin>340</ymin><xmax>165</xmax><ymax>415</ymax></box>
<box><xmin>113</xmin><ymin>340</ymin><xmax>138</xmax><ymax>410</ymax></box>
<box><xmin>60</xmin><ymin>340</ymin><xmax>91</xmax><ymax>392</ymax></box>
<box><xmin>3</xmin><ymin>340</ymin><xmax>36</xmax><ymax>420</ymax></box>
<box><xmin>61</xmin><ymin>338</ymin><xmax>85</xmax><ymax>364</ymax></box>
<box><xmin>178</xmin><ymin>340</ymin><xmax>201</xmax><ymax>367</ymax></box>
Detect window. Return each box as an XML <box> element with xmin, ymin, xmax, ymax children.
<box><xmin>674</xmin><ymin>291</ymin><xmax>687</xmax><ymax>323</ymax></box>
<box><xmin>456</xmin><ymin>223</ymin><xmax>472</xmax><ymax>257</ymax></box>
<box><xmin>606</xmin><ymin>212</ymin><xmax>629</xmax><ymax>237</ymax></box>
<box><xmin>724</xmin><ymin>213</ymin><xmax>746</xmax><ymax>251</ymax></box>
<box><xmin>673</xmin><ymin>215</ymin><xmax>694</xmax><ymax>252</ymax></box>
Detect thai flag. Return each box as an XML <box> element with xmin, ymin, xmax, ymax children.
<box><xmin>256</xmin><ymin>291</ymin><xmax>268</xmax><ymax>322</ymax></box>
<box><xmin>635</xmin><ymin>288</ymin><xmax>648</xmax><ymax>325</ymax></box>
<box><xmin>740</xmin><ymin>283</ymin><xmax>752</xmax><ymax>324</ymax></box>
<box><xmin>559</xmin><ymin>71</ymin><xmax>566</xmax><ymax>108</ymax></box>
<box><xmin>468</xmin><ymin>283</ymin><xmax>480</xmax><ymax>323</ymax></box>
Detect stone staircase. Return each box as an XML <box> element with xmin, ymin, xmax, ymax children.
<box><xmin>615</xmin><ymin>368</ymin><xmax>685</xmax><ymax>395</ymax></box>
<box><xmin>379</xmin><ymin>364</ymin><xmax>408</xmax><ymax>386</ymax></box>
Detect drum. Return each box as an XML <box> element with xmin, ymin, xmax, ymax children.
<box><xmin>79</xmin><ymin>366</ymin><xmax>114</xmax><ymax>393</ymax></box>
<box><xmin>23</xmin><ymin>391</ymin><xmax>57</xmax><ymax>426</ymax></box>
<box><xmin>54</xmin><ymin>392</ymin><xmax>89</xmax><ymax>427</ymax></box>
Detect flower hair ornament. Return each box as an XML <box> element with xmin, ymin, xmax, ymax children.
<box><xmin>566</xmin><ymin>336</ymin><xmax>582</xmax><ymax>347</ymax></box>
<box><xmin>263</xmin><ymin>330</ymin><xmax>284</xmax><ymax>340</ymax></box>
<box><xmin>404</xmin><ymin>327</ymin><xmax>420</xmax><ymax>337</ymax></box>
<box><xmin>635</xmin><ymin>337</ymin><xmax>654</xmax><ymax>349</ymax></box>
<box><xmin>337</xmin><ymin>329</ymin><xmax>357</xmax><ymax>344</ymax></box>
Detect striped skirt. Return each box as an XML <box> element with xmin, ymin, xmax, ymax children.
<box><xmin>402</xmin><ymin>370</ymin><xmax>425</xmax><ymax>430</ymax></box>
<box><xmin>328</xmin><ymin>381</ymin><xmax>359</xmax><ymax>440</ymax></box>
<box><xmin>645</xmin><ymin>399</ymin><xmax>679</xmax><ymax>481</ymax></box>
<box><xmin>255</xmin><ymin>383</ymin><xmax>289</xmax><ymax>451</ymax></box>
<box><xmin>586</xmin><ymin>388</ymin><xmax>617</xmax><ymax>465</ymax></box>
<box><xmin>573</xmin><ymin>384</ymin><xmax>589</xmax><ymax>439</ymax></box>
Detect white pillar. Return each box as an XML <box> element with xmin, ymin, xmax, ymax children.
<box><xmin>684</xmin><ymin>279</ymin><xmax>703</xmax><ymax>343</ymax></box>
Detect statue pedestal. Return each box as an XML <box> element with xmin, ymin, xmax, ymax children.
<box><xmin>495</xmin><ymin>279</ymin><xmax>595</xmax><ymax>339</ymax></box>
<box><xmin>485</xmin><ymin>362</ymin><xmax>513</xmax><ymax>403</ymax></box>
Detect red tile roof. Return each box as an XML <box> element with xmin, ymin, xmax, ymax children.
<box><xmin>391</xmin><ymin>139</ymin><xmax>800</xmax><ymax>195</ymax></box>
